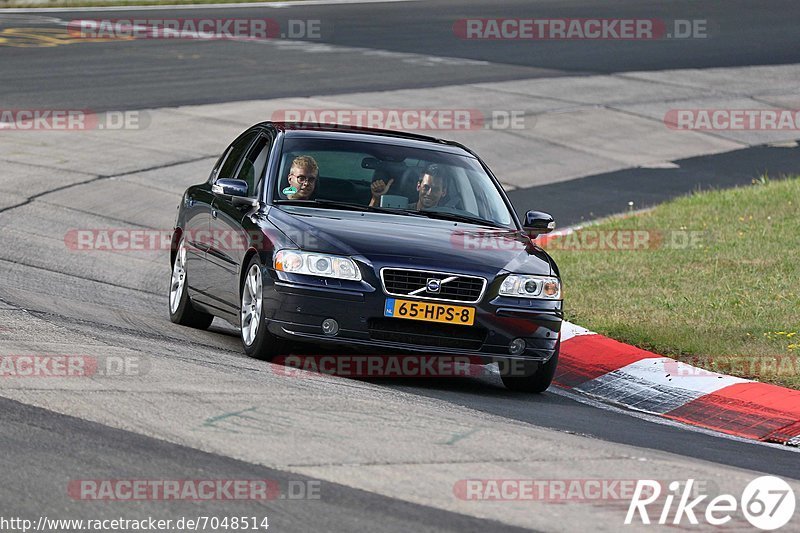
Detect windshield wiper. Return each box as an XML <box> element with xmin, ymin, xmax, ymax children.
<box><xmin>274</xmin><ymin>199</ymin><xmax>425</xmax><ymax>217</ymax></box>
<box><xmin>274</xmin><ymin>199</ymin><xmax>369</xmax><ymax>211</ymax></box>
<box><xmin>275</xmin><ymin>200</ymin><xmax>504</xmax><ymax>227</ymax></box>
<box><xmin>414</xmin><ymin>210</ymin><xmax>506</xmax><ymax>228</ymax></box>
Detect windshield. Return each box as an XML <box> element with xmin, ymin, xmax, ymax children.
<box><xmin>273</xmin><ymin>136</ymin><xmax>515</xmax><ymax>228</ymax></box>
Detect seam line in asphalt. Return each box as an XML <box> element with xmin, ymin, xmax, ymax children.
<box><xmin>604</xmin><ymin>104</ymin><xmax>752</xmax><ymax>147</ymax></box>
<box><xmin>23</xmin><ymin>307</ymin><xmax>244</xmax><ymax>353</ymax></box>
<box><xmin>0</xmin><ymin>256</ymin><xmax>160</xmax><ymax>296</ymax></box>
<box><xmin>0</xmin><ymin>157</ymin><xmax>97</xmax><ymax>176</ymax></box>
<box><xmin>38</xmin><ymin>200</ymin><xmax>162</xmax><ymax>228</ymax></box>
<box><xmin>0</xmin><ymin>154</ymin><xmax>215</xmax><ymax>215</ymax></box>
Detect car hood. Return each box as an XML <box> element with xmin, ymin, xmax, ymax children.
<box><xmin>268</xmin><ymin>206</ymin><xmax>555</xmax><ymax>277</ymax></box>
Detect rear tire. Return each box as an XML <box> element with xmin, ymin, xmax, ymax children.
<box><xmin>240</xmin><ymin>256</ymin><xmax>285</xmax><ymax>361</ymax></box>
<box><xmin>169</xmin><ymin>237</ymin><xmax>214</xmax><ymax>329</ymax></box>
<box><xmin>500</xmin><ymin>341</ymin><xmax>559</xmax><ymax>393</ymax></box>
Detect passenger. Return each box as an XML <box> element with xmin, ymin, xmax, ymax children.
<box><xmin>285</xmin><ymin>155</ymin><xmax>319</xmax><ymax>200</ymax></box>
<box><xmin>370</xmin><ymin>164</ymin><xmax>448</xmax><ymax>210</ymax></box>
<box><xmin>410</xmin><ymin>165</ymin><xmax>448</xmax><ymax>210</ymax></box>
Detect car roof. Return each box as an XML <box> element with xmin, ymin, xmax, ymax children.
<box><xmin>260</xmin><ymin>121</ymin><xmax>477</xmax><ymax>157</ymax></box>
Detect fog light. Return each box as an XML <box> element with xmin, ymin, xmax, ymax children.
<box><xmin>509</xmin><ymin>337</ymin><xmax>526</xmax><ymax>355</ymax></box>
<box><xmin>321</xmin><ymin>318</ymin><xmax>339</xmax><ymax>336</ymax></box>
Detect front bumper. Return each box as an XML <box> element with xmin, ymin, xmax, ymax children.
<box><xmin>263</xmin><ymin>268</ymin><xmax>562</xmax><ymax>364</ymax></box>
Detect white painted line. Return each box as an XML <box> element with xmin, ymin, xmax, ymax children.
<box><xmin>0</xmin><ymin>0</ymin><xmax>420</xmax><ymax>13</ymax></box>
<box><xmin>250</xmin><ymin>38</ymin><xmax>488</xmax><ymax>67</ymax></box>
<box><xmin>768</xmin><ymin>140</ymin><xmax>799</xmax><ymax>148</ymax></box>
<box><xmin>639</xmin><ymin>161</ymin><xmax>680</xmax><ymax>169</ymax></box>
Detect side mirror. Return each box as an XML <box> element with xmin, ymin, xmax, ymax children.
<box><xmin>523</xmin><ymin>210</ymin><xmax>555</xmax><ymax>237</ymax></box>
<box><xmin>212</xmin><ymin>178</ymin><xmax>248</xmax><ymax>197</ymax></box>
<box><xmin>213</xmin><ymin>178</ymin><xmax>259</xmax><ymax>208</ymax></box>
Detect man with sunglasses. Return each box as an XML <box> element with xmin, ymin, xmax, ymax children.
<box><xmin>370</xmin><ymin>164</ymin><xmax>448</xmax><ymax>210</ymax></box>
<box><xmin>285</xmin><ymin>155</ymin><xmax>319</xmax><ymax>200</ymax></box>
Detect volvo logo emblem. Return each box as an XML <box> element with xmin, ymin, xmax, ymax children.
<box><xmin>426</xmin><ymin>278</ymin><xmax>441</xmax><ymax>293</ymax></box>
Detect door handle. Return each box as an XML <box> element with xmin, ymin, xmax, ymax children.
<box><xmin>212</xmin><ymin>210</ymin><xmax>218</xmax><ymax>219</ymax></box>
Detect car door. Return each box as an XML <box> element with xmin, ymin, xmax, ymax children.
<box><xmin>181</xmin><ymin>150</ymin><xmax>229</xmax><ymax>307</ymax></box>
<box><xmin>207</xmin><ymin>130</ymin><xmax>273</xmax><ymax>315</ymax></box>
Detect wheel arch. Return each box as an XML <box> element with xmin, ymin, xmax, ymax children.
<box><xmin>239</xmin><ymin>247</ymin><xmax>273</xmax><ymax>296</ymax></box>
<box><xmin>170</xmin><ymin>227</ymin><xmax>183</xmax><ymax>266</ymax></box>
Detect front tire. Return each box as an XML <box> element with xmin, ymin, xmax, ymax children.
<box><xmin>240</xmin><ymin>256</ymin><xmax>285</xmax><ymax>360</ymax></box>
<box><xmin>500</xmin><ymin>341</ymin><xmax>559</xmax><ymax>393</ymax></box>
<box><xmin>169</xmin><ymin>237</ymin><xmax>214</xmax><ymax>329</ymax></box>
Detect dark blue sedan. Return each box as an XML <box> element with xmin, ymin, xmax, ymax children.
<box><xmin>169</xmin><ymin>122</ymin><xmax>562</xmax><ymax>392</ymax></box>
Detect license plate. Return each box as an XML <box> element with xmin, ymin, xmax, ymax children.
<box><xmin>383</xmin><ymin>298</ymin><xmax>475</xmax><ymax>326</ymax></box>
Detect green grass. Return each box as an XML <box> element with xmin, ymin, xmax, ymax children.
<box><xmin>552</xmin><ymin>175</ymin><xmax>800</xmax><ymax>388</ymax></box>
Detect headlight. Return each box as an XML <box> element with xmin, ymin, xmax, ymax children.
<box><xmin>274</xmin><ymin>250</ymin><xmax>362</xmax><ymax>281</ymax></box>
<box><xmin>499</xmin><ymin>275</ymin><xmax>562</xmax><ymax>300</ymax></box>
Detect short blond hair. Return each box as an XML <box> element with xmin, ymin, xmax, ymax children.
<box><xmin>291</xmin><ymin>155</ymin><xmax>318</xmax><ymax>175</ymax></box>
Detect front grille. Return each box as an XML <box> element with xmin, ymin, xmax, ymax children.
<box><xmin>369</xmin><ymin>318</ymin><xmax>487</xmax><ymax>350</ymax></box>
<box><xmin>381</xmin><ymin>268</ymin><xmax>486</xmax><ymax>303</ymax></box>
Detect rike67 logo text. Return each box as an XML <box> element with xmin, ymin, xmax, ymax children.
<box><xmin>626</xmin><ymin>477</ymin><xmax>795</xmax><ymax>530</ymax></box>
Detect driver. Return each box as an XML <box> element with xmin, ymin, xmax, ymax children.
<box><xmin>285</xmin><ymin>155</ymin><xmax>319</xmax><ymax>200</ymax></box>
<box><xmin>370</xmin><ymin>164</ymin><xmax>448</xmax><ymax>210</ymax></box>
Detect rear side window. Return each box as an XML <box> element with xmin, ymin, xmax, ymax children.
<box><xmin>235</xmin><ymin>135</ymin><xmax>271</xmax><ymax>197</ymax></box>
<box><xmin>217</xmin><ymin>131</ymin><xmax>258</xmax><ymax>180</ymax></box>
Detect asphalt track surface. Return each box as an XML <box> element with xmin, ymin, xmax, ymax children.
<box><xmin>1</xmin><ymin>0</ymin><xmax>800</xmax><ymax>110</ymax></box>
<box><xmin>0</xmin><ymin>396</ymin><xmax>529</xmax><ymax>533</ymax></box>
<box><xmin>1</xmin><ymin>1</ymin><xmax>800</xmax><ymax>531</ymax></box>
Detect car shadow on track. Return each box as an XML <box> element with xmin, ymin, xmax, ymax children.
<box><xmin>363</xmin><ymin>373</ymin><xmax>512</xmax><ymax>395</ymax></box>
<box><xmin>276</xmin><ymin>341</ymin><xmax>533</xmax><ymax>398</ymax></box>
